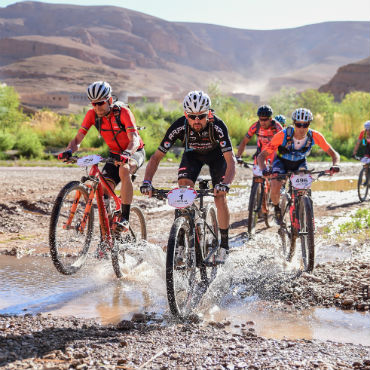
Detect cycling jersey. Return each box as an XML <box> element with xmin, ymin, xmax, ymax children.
<box><xmin>78</xmin><ymin>107</ymin><xmax>144</xmax><ymax>155</ymax></box>
<box><xmin>158</xmin><ymin>114</ymin><xmax>232</xmax><ymax>154</ymax></box>
<box><xmin>265</xmin><ymin>128</ymin><xmax>330</xmax><ymax>162</ymax></box>
<box><xmin>246</xmin><ymin>119</ymin><xmax>283</xmax><ymax>151</ymax></box>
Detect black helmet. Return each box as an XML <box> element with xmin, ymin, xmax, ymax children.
<box><xmin>257</xmin><ymin>105</ymin><xmax>273</xmax><ymax>117</ymax></box>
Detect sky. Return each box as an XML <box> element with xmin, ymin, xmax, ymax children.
<box><xmin>1</xmin><ymin>0</ymin><xmax>369</xmax><ymax>30</ymax></box>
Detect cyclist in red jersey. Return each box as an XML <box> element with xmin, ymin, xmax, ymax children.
<box><xmin>353</xmin><ymin>121</ymin><xmax>370</xmax><ymax>158</ymax></box>
<box><xmin>236</xmin><ymin>105</ymin><xmax>283</xmax><ymax>166</ymax></box>
<box><xmin>58</xmin><ymin>81</ymin><xmax>145</xmax><ymax>232</ymax></box>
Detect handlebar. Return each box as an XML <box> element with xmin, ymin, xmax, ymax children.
<box><xmin>151</xmin><ymin>187</ymin><xmax>215</xmax><ymax>200</ymax></box>
<box><xmin>273</xmin><ymin>167</ymin><xmax>340</xmax><ymax>181</ymax></box>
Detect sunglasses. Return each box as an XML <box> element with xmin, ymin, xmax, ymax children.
<box><xmin>187</xmin><ymin>113</ymin><xmax>208</xmax><ymax>120</ymax></box>
<box><xmin>294</xmin><ymin>122</ymin><xmax>310</xmax><ymax>128</ymax></box>
<box><xmin>259</xmin><ymin>117</ymin><xmax>270</xmax><ymax>122</ymax></box>
<box><xmin>91</xmin><ymin>100</ymin><xmax>107</xmax><ymax>107</ymax></box>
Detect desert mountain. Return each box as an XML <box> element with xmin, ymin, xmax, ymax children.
<box><xmin>0</xmin><ymin>1</ymin><xmax>369</xmax><ymax>101</ymax></box>
<box><xmin>319</xmin><ymin>57</ymin><xmax>370</xmax><ymax>100</ymax></box>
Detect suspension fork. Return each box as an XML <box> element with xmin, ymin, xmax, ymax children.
<box><xmin>78</xmin><ymin>185</ymin><xmax>96</xmax><ymax>233</ymax></box>
<box><xmin>63</xmin><ymin>189</ymin><xmax>82</xmax><ymax>230</ymax></box>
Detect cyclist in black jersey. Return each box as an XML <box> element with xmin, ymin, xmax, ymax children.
<box><xmin>140</xmin><ymin>91</ymin><xmax>236</xmax><ymax>263</ymax></box>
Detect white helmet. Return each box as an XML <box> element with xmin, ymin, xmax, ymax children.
<box><xmin>292</xmin><ymin>108</ymin><xmax>313</xmax><ymax>123</ymax></box>
<box><xmin>183</xmin><ymin>91</ymin><xmax>211</xmax><ymax>113</ymax></box>
<box><xmin>364</xmin><ymin>121</ymin><xmax>370</xmax><ymax>130</ymax></box>
<box><xmin>87</xmin><ymin>81</ymin><xmax>112</xmax><ymax>101</ymax></box>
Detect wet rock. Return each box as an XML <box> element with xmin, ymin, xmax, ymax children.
<box><xmin>117</xmin><ymin>320</ymin><xmax>135</xmax><ymax>330</ymax></box>
<box><xmin>341</xmin><ymin>298</ymin><xmax>354</xmax><ymax>308</ymax></box>
<box><xmin>131</xmin><ymin>313</ymin><xmax>147</xmax><ymax>322</ymax></box>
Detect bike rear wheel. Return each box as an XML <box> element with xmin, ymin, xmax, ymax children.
<box><xmin>358</xmin><ymin>167</ymin><xmax>369</xmax><ymax>202</ymax></box>
<box><xmin>111</xmin><ymin>205</ymin><xmax>147</xmax><ymax>278</ymax></box>
<box><xmin>247</xmin><ymin>181</ymin><xmax>263</xmax><ymax>235</ymax></box>
<box><xmin>49</xmin><ymin>181</ymin><xmax>94</xmax><ymax>275</ymax></box>
<box><xmin>278</xmin><ymin>193</ymin><xmax>296</xmax><ymax>262</ymax></box>
<box><xmin>166</xmin><ymin>216</ymin><xmax>206</xmax><ymax>318</ymax></box>
<box><xmin>298</xmin><ymin>195</ymin><xmax>315</xmax><ymax>272</ymax></box>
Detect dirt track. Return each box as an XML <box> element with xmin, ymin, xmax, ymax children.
<box><xmin>1</xmin><ymin>162</ymin><xmax>370</xmax><ymax>369</ymax></box>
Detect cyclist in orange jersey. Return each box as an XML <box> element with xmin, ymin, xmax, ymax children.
<box><xmin>236</xmin><ymin>105</ymin><xmax>283</xmax><ymax>166</ymax></box>
<box><xmin>257</xmin><ymin>108</ymin><xmax>340</xmax><ymax>224</ymax></box>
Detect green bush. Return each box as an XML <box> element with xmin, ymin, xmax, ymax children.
<box><xmin>15</xmin><ymin>129</ymin><xmax>44</xmax><ymax>158</ymax></box>
<box><xmin>0</xmin><ymin>132</ymin><xmax>16</xmax><ymax>151</ymax></box>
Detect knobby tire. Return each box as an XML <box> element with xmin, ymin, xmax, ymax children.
<box><xmin>298</xmin><ymin>195</ymin><xmax>315</xmax><ymax>272</ymax></box>
<box><xmin>111</xmin><ymin>206</ymin><xmax>147</xmax><ymax>278</ymax></box>
<box><xmin>248</xmin><ymin>181</ymin><xmax>262</xmax><ymax>235</ymax></box>
<box><xmin>49</xmin><ymin>181</ymin><xmax>94</xmax><ymax>275</ymax></box>
<box><xmin>358</xmin><ymin>167</ymin><xmax>369</xmax><ymax>202</ymax></box>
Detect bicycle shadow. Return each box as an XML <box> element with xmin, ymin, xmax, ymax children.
<box><xmin>326</xmin><ymin>200</ymin><xmax>362</xmax><ymax>210</ymax></box>
<box><xmin>0</xmin><ymin>315</ymin><xmax>157</xmax><ymax>368</ymax></box>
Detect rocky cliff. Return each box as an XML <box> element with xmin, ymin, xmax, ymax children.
<box><xmin>319</xmin><ymin>57</ymin><xmax>370</xmax><ymax>100</ymax></box>
<box><xmin>0</xmin><ymin>1</ymin><xmax>369</xmax><ymax>98</ymax></box>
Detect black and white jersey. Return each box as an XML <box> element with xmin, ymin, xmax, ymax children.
<box><xmin>158</xmin><ymin>115</ymin><xmax>233</xmax><ymax>154</ymax></box>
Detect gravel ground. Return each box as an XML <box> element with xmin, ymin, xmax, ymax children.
<box><xmin>1</xmin><ymin>314</ymin><xmax>370</xmax><ymax>370</ymax></box>
<box><xmin>0</xmin><ymin>162</ymin><xmax>370</xmax><ymax>368</ymax></box>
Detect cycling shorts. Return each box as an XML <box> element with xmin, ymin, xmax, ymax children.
<box><xmin>101</xmin><ymin>148</ymin><xmax>145</xmax><ymax>187</ymax></box>
<box><xmin>178</xmin><ymin>148</ymin><xmax>226</xmax><ymax>186</ymax></box>
<box><xmin>272</xmin><ymin>157</ymin><xmax>307</xmax><ymax>174</ymax></box>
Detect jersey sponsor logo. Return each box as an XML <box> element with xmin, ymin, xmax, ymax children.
<box><xmin>220</xmin><ymin>141</ymin><xmax>227</xmax><ymax>147</ymax></box>
<box><xmin>168</xmin><ymin>126</ymin><xmax>185</xmax><ymax>140</ymax></box>
<box><xmin>214</xmin><ymin>124</ymin><xmax>225</xmax><ymax>138</ymax></box>
<box><xmin>164</xmin><ymin>141</ymin><xmax>171</xmax><ymax>148</ymax></box>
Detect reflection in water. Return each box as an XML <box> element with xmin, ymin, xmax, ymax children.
<box><xmin>1</xmin><ymin>253</ymin><xmax>369</xmax><ymax>346</ymax></box>
<box><xmin>205</xmin><ymin>302</ymin><xmax>370</xmax><ymax>346</ymax></box>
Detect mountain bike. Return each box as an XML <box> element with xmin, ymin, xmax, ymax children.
<box><xmin>276</xmin><ymin>167</ymin><xmax>339</xmax><ymax>273</ymax></box>
<box><xmin>49</xmin><ymin>154</ymin><xmax>146</xmax><ymax>278</ymax></box>
<box><xmin>356</xmin><ymin>156</ymin><xmax>370</xmax><ymax>202</ymax></box>
<box><xmin>242</xmin><ymin>161</ymin><xmax>274</xmax><ymax>235</ymax></box>
<box><xmin>152</xmin><ymin>177</ymin><xmax>219</xmax><ymax>318</ymax></box>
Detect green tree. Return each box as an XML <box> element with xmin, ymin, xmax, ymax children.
<box><xmin>268</xmin><ymin>87</ymin><xmax>299</xmax><ymax>120</ymax></box>
<box><xmin>297</xmin><ymin>89</ymin><xmax>335</xmax><ymax>124</ymax></box>
<box><xmin>0</xmin><ymin>85</ymin><xmax>26</xmax><ymax>132</ymax></box>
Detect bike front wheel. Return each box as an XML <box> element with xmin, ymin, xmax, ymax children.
<box><xmin>166</xmin><ymin>216</ymin><xmax>205</xmax><ymax>318</ymax></box>
<box><xmin>247</xmin><ymin>181</ymin><xmax>263</xmax><ymax>235</ymax></box>
<box><xmin>111</xmin><ymin>205</ymin><xmax>147</xmax><ymax>278</ymax></box>
<box><xmin>278</xmin><ymin>193</ymin><xmax>296</xmax><ymax>262</ymax></box>
<box><xmin>358</xmin><ymin>167</ymin><xmax>369</xmax><ymax>202</ymax></box>
<box><xmin>298</xmin><ymin>195</ymin><xmax>315</xmax><ymax>272</ymax></box>
<box><xmin>202</xmin><ymin>205</ymin><xmax>219</xmax><ymax>283</ymax></box>
<box><xmin>49</xmin><ymin>181</ymin><xmax>94</xmax><ymax>275</ymax></box>
<box><xmin>263</xmin><ymin>184</ymin><xmax>274</xmax><ymax>228</ymax></box>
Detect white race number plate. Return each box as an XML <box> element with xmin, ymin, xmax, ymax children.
<box><xmin>291</xmin><ymin>173</ymin><xmax>313</xmax><ymax>189</ymax></box>
<box><xmin>77</xmin><ymin>155</ymin><xmax>103</xmax><ymax>167</ymax></box>
<box><xmin>167</xmin><ymin>187</ymin><xmax>197</xmax><ymax>209</ymax></box>
<box><xmin>253</xmin><ymin>164</ymin><xmax>263</xmax><ymax>176</ymax></box>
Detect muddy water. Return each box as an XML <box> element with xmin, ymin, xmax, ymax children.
<box><xmin>1</xmin><ymin>252</ymin><xmax>369</xmax><ymax>346</ymax></box>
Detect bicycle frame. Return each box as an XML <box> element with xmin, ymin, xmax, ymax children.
<box><xmin>64</xmin><ymin>163</ymin><xmax>121</xmax><ymax>249</ymax></box>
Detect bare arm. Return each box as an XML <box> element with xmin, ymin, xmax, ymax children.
<box><xmin>327</xmin><ymin>146</ymin><xmax>340</xmax><ymax>166</ymax></box>
<box><xmin>125</xmin><ymin>131</ymin><xmax>141</xmax><ymax>154</ymax></box>
<box><xmin>67</xmin><ymin>132</ymin><xmax>85</xmax><ymax>153</ymax></box>
<box><xmin>236</xmin><ymin>136</ymin><xmax>251</xmax><ymax>158</ymax></box>
<box><xmin>144</xmin><ymin>149</ymin><xmax>166</xmax><ymax>182</ymax></box>
<box><xmin>353</xmin><ymin>139</ymin><xmax>361</xmax><ymax>156</ymax></box>
<box><xmin>222</xmin><ymin>151</ymin><xmax>236</xmax><ymax>184</ymax></box>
